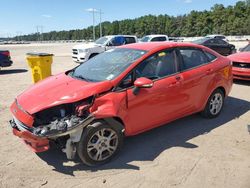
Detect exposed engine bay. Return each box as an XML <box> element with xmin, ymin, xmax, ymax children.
<box><xmin>32</xmin><ymin>97</ymin><xmax>94</xmax><ymax>137</ymax></box>
<box><xmin>10</xmin><ymin>96</ymin><xmax>95</xmax><ymax>159</ymax></box>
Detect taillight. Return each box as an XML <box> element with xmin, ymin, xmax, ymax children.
<box><xmin>2</xmin><ymin>51</ymin><xmax>10</xmax><ymax>56</ymax></box>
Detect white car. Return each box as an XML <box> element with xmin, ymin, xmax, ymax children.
<box><xmin>72</xmin><ymin>35</ymin><xmax>137</xmax><ymax>63</ymax></box>
<box><xmin>140</xmin><ymin>35</ymin><xmax>169</xmax><ymax>42</ymax></box>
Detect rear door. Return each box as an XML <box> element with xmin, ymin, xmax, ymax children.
<box><xmin>214</xmin><ymin>39</ymin><xmax>231</xmax><ymax>55</ymax></box>
<box><xmin>124</xmin><ymin>37</ymin><xmax>136</xmax><ymax>44</ymax></box>
<box><xmin>177</xmin><ymin>47</ymin><xmax>216</xmax><ymax>112</ymax></box>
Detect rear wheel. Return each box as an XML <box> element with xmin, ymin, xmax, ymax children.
<box><xmin>201</xmin><ymin>89</ymin><xmax>224</xmax><ymax>118</ymax></box>
<box><xmin>77</xmin><ymin>121</ymin><xmax>123</xmax><ymax>166</ymax></box>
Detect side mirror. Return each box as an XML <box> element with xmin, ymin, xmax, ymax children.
<box><xmin>106</xmin><ymin>41</ymin><xmax>113</xmax><ymax>47</ymax></box>
<box><xmin>133</xmin><ymin>77</ymin><xmax>153</xmax><ymax>95</ymax></box>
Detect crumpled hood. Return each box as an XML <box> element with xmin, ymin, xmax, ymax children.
<box><xmin>17</xmin><ymin>73</ymin><xmax>113</xmax><ymax>114</ymax></box>
<box><xmin>73</xmin><ymin>42</ymin><xmax>101</xmax><ymax>50</ymax></box>
<box><xmin>227</xmin><ymin>52</ymin><xmax>250</xmax><ymax>63</ymax></box>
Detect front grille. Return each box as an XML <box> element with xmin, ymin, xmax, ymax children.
<box><xmin>233</xmin><ymin>62</ymin><xmax>250</xmax><ymax>69</ymax></box>
<box><xmin>72</xmin><ymin>49</ymin><xmax>78</xmax><ymax>55</ymax></box>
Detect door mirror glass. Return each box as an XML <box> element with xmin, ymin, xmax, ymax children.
<box><xmin>134</xmin><ymin>77</ymin><xmax>153</xmax><ymax>88</ymax></box>
<box><xmin>106</xmin><ymin>41</ymin><xmax>113</xmax><ymax>47</ymax></box>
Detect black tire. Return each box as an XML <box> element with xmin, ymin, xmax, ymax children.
<box><xmin>201</xmin><ymin>89</ymin><xmax>224</xmax><ymax>118</ymax></box>
<box><xmin>89</xmin><ymin>53</ymin><xmax>98</xmax><ymax>59</ymax></box>
<box><xmin>77</xmin><ymin>120</ymin><xmax>123</xmax><ymax>166</ymax></box>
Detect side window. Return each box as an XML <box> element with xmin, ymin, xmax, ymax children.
<box><xmin>179</xmin><ymin>49</ymin><xmax>208</xmax><ymax>70</ymax></box>
<box><xmin>135</xmin><ymin>50</ymin><xmax>177</xmax><ymax>79</ymax></box>
<box><xmin>151</xmin><ymin>37</ymin><xmax>166</xmax><ymax>42</ymax></box>
<box><xmin>215</xmin><ymin>39</ymin><xmax>227</xmax><ymax>45</ymax></box>
<box><xmin>204</xmin><ymin>51</ymin><xmax>217</xmax><ymax>62</ymax></box>
<box><xmin>205</xmin><ymin>39</ymin><xmax>215</xmax><ymax>45</ymax></box>
<box><xmin>125</xmin><ymin>37</ymin><xmax>136</xmax><ymax>44</ymax></box>
<box><xmin>111</xmin><ymin>36</ymin><xmax>125</xmax><ymax>46</ymax></box>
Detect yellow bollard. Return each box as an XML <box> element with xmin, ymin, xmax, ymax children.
<box><xmin>26</xmin><ymin>53</ymin><xmax>53</xmax><ymax>83</ymax></box>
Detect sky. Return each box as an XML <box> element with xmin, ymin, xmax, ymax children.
<box><xmin>0</xmin><ymin>0</ymin><xmax>240</xmax><ymax>38</ymax></box>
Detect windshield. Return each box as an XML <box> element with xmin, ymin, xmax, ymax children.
<box><xmin>241</xmin><ymin>44</ymin><xmax>250</xmax><ymax>52</ymax></box>
<box><xmin>140</xmin><ymin>36</ymin><xmax>151</xmax><ymax>42</ymax></box>
<box><xmin>95</xmin><ymin>37</ymin><xmax>109</xmax><ymax>45</ymax></box>
<box><xmin>71</xmin><ymin>48</ymin><xmax>147</xmax><ymax>82</ymax></box>
<box><xmin>192</xmin><ymin>38</ymin><xmax>209</xmax><ymax>44</ymax></box>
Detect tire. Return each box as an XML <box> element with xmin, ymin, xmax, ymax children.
<box><xmin>77</xmin><ymin>120</ymin><xmax>123</xmax><ymax>166</ymax></box>
<box><xmin>89</xmin><ymin>53</ymin><xmax>98</xmax><ymax>59</ymax></box>
<box><xmin>201</xmin><ymin>89</ymin><xmax>224</xmax><ymax>118</ymax></box>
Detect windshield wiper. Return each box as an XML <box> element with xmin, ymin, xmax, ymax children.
<box><xmin>74</xmin><ymin>75</ymin><xmax>99</xmax><ymax>82</ymax></box>
<box><xmin>74</xmin><ymin>75</ymin><xmax>90</xmax><ymax>81</ymax></box>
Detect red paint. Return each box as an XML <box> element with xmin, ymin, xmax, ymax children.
<box><xmin>10</xmin><ymin>100</ymin><xmax>34</xmax><ymax>127</ymax></box>
<box><xmin>10</xmin><ymin>42</ymin><xmax>233</xmax><ymax>151</ymax></box>
<box><xmin>13</xmin><ymin>128</ymin><xmax>49</xmax><ymax>152</ymax></box>
<box><xmin>17</xmin><ymin>73</ymin><xmax>113</xmax><ymax>114</ymax></box>
<box><xmin>134</xmin><ymin>77</ymin><xmax>153</xmax><ymax>88</ymax></box>
<box><xmin>228</xmin><ymin>52</ymin><xmax>250</xmax><ymax>80</ymax></box>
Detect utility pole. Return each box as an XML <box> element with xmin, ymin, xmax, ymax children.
<box><xmin>40</xmin><ymin>25</ymin><xmax>44</xmax><ymax>41</ymax></box>
<box><xmin>86</xmin><ymin>8</ymin><xmax>104</xmax><ymax>40</ymax></box>
<box><xmin>36</xmin><ymin>26</ymin><xmax>40</xmax><ymax>41</ymax></box>
<box><xmin>92</xmin><ymin>9</ymin><xmax>95</xmax><ymax>40</ymax></box>
<box><xmin>36</xmin><ymin>25</ymin><xmax>44</xmax><ymax>41</ymax></box>
<box><xmin>99</xmin><ymin>9</ymin><xmax>104</xmax><ymax>37</ymax></box>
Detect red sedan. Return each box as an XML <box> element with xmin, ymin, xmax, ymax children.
<box><xmin>228</xmin><ymin>43</ymin><xmax>250</xmax><ymax>80</ymax></box>
<box><xmin>9</xmin><ymin>42</ymin><xmax>233</xmax><ymax>166</ymax></box>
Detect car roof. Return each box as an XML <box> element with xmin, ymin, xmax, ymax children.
<box><xmin>119</xmin><ymin>42</ymin><xmax>204</xmax><ymax>51</ymax></box>
<box><xmin>144</xmin><ymin>34</ymin><xmax>168</xmax><ymax>38</ymax></box>
<box><xmin>104</xmin><ymin>35</ymin><xmax>136</xmax><ymax>38</ymax></box>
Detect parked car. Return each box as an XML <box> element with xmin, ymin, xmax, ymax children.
<box><xmin>205</xmin><ymin>34</ymin><xmax>227</xmax><ymax>40</ymax></box>
<box><xmin>0</xmin><ymin>50</ymin><xmax>12</xmax><ymax>69</ymax></box>
<box><xmin>227</xmin><ymin>49</ymin><xmax>250</xmax><ymax>80</ymax></box>
<box><xmin>239</xmin><ymin>42</ymin><xmax>250</xmax><ymax>52</ymax></box>
<box><xmin>140</xmin><ymin>35</ymin><xmax>169</xmax><ymax>42</ymax></box>
<box><xmin>72</xmin><ymin>35</ymin><xmax>137</xmax><ymax>63</ymax></box>
<box><xmin>193</xmin><ymin>37</ymin><xmax>236</xmax><ymax>56</ymax></box>
<box><xmin>9</xmin><ymin>42</ymin><xmax>232</xmax><ymax>166</ymax></box>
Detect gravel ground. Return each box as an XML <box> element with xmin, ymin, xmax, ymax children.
<box><xmin>0</xmin><ymin>42</ymin><xmax>249</xmax><ymax>188</ymax></box>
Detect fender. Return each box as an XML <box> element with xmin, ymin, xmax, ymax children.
<box><xmin>200</xmin><ymin>67</ymin><xmax>232</xmax><ymax>111</ymax></box>
<box><xmin>89</xmin><ymin>91</ymin><xmax>128</xmax><ymax>130</ymax></box>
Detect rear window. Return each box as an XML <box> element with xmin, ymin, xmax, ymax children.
<box><xmin>125</xmin><ymin>37</ymin><xmax>136</xmax><ymax>44</ymax></box>
<box><xmin>151</xmin><ymin>37</ymin><xmax>166</xmax><ymax>42</ymax></box>
<box><xmin>179</xmin><ymin>49</ymin><xmax>209</xmax><ymax>70</ymax></box>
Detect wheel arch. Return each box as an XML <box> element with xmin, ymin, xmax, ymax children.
<box><xmin>201</xmin><ymin>85</ymin><xmax>226</xmax><ymax>111</ymax></box>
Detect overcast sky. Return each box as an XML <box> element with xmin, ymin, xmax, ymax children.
<box><xmin>0</xmin><ymin>0</ymin><xmax>239</xmax><ymax>37</ymax></box>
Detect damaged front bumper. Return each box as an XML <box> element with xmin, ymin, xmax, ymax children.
<box><xmin>9</xmin><ymin>114</ymin><xmax>95</xmax><ymax>153</ymax></box>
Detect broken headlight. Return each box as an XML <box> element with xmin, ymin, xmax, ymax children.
<box><xmin>33</xmin><ymin>96</ymin><xmax>94</xmax><ymax>137</ymax></box>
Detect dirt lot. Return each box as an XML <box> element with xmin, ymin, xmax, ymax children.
<box><xmin>0</xmin><ymin>43</ymin><xmax>249</xmax><ymax>188</ymax></box>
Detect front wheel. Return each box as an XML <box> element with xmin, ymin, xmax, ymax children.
<box><xmin>77</xmin><ymin>121</ymin><xmax>123</xmax><ymax>166</ymax></box>
<box><xmin>201</xmin><ymin>89</ymin><xmax>224</xmax><ymax>118</ymax></box>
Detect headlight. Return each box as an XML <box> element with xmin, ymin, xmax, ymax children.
<box><xmin>78</xmin><ymin>49</ymin><xmax>89</xmax><ymax>53</ymax></box>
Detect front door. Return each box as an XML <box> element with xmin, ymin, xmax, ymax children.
<box><xmin>123</xmin><ymin>49</ymin><xmax>185</xmax><ymax>135</ymax></box>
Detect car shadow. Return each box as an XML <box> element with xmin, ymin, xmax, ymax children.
<box><xmin>233</xmin><ymin>80</ymin><xmax>250</xmax><ymax>86</ymax></box>
<box><xmin>0</xmin><ymin>69</ymin><xmax>28</xmax><ymax>75</ymax></box>
<box><xmin>37</xmin><ymin>96</ymin><xmax>250</xmax><ymax>176</ymax></box>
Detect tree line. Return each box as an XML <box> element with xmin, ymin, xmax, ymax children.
<box><xmin>15</xmin><ymin>1</ymin><xmax>250</xmax><ymax>41</ymax></box>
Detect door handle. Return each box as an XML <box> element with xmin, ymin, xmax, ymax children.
<box><xmin>175</xmin><ymin>75</ymin><xmax>181</xmax><ymax>81</ymax></box>
<box><xmin>169</xmin><ymin>75</ymin><xmax>182</xmax><ymax>87</ymax></box>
